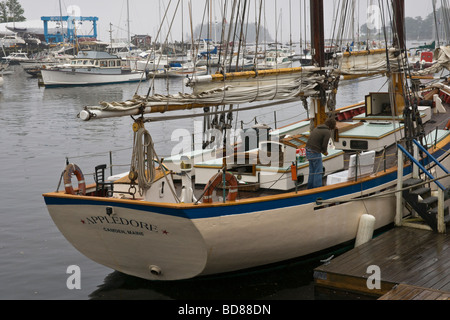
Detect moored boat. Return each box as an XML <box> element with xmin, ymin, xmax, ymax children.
<box><xmin>1</xmin><ymin>51</ymin><xmax>30</xmax><ymax>65</ymax></box>
<box><xmin>42</xmin><ymin>0</ymin><xmax>450</xmax><ymax>282</ymax></box>
<box><xmin>40</xmin><ymin>51</ymin><xmax>147</xmax><ymax>88</ymax></box>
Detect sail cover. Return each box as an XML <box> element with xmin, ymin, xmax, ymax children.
<box><xmin>334</xmin><ymin>48</ymin><xmax>408</xmax><ymax>77</ymax></box>
<box><xmin>80</xmin><ymin>66</ymin><xmax>327</xmax><ymax>121</ymax></box>
<box><xmin>411</xmin><ymin>46</ymin><xmax>450</xmax><ymax>76</ymax></box>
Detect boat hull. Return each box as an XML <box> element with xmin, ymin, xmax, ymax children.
<box><xmin>43</xmin><ymin>133</ymin><xmax>450</xmax><ymax>281</ymax></box>
<box><xmin>40</xmin><ymin>69</ymin><xmax>146</xmax><ymax>87</ymax></box>
<box><xmin>41</xmin><ymin>164</ymin><xmax>416</xmax><ymax>281</ymax></box>
<box><xmin>43</xmin><ymin>173</ymin><xmax>399</xmax><ymax>280</ymax></box>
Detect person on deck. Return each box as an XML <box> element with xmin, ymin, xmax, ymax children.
<box><xmin>306</xmin><ymin>118</ymin><xmax>337</xmax><ymax>189</ymax></box>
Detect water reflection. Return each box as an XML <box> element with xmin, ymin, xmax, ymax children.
<box><xmin>89</xmin><ymin>259</ymin><xmax>320</xmax><ymax>300</ymax></box>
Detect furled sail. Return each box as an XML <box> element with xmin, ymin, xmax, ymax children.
<box><xmin>334</xmin><ymin>48</ymin><xmax>405</xmax><ymax>78</ymax></box>
<box><xmin>79</xmin><ymin>66</ymin><xmax>328</xmax><ymax>121</ymax></box>
<box><xmin>410</xmin><ymin>46</ymin><xmax>450</xmax><ymax>76</ymax></box>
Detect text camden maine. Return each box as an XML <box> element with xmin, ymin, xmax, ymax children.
<box><xmin>82</xmin><ymin>214</ymin><xmax>162</xmax><ymax>236</ymax></box>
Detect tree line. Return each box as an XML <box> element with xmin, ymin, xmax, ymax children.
<box><xmin>361</xmin><ymin>7</ymin><xmax>448</xmax><ymax>41</ymax></box>
<box><xmin>0</xmin><ymin>0</ymin><xmax>25</xmax><ymax>23</ymax></box>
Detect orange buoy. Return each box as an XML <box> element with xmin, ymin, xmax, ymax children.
<box><xmin>63</xmin><ymin>163</ymin><xmax>86</xmax><ymax>195</ymax></box>
<box><xmin>203</xmin><ymin>172</ymin><xmax>238</xmax><ymax>203</ymax></box>
<box><xmin>291</xmin><ymin>163</ymin><xmax>297</xmax><ymax>181</ymax></box>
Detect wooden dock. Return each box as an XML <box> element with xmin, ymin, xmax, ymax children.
<box><xmin>314</xmin><ymin>226</ymin><xmax>450</xmax><ymax>299</ymax></box>
<box><xmin>379</xmin><ymin>284</ymin><xmax>450</xmax><ymax>300</ymax></box>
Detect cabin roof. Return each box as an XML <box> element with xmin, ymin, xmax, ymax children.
<box><xmin>75</xmin><ymin>51</ymin><xmax>119</xmax><ymax>60</ymax></box>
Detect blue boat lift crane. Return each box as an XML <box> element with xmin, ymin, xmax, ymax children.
<box><xmin>41</xmin><ymin>16</ymin><xmax>98</xmax><ymax>43</ymax></box>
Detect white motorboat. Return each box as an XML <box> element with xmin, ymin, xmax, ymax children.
<box><xmin>256</xmin><ymin>53</ymin><xmax>293</xmax><ymax>70</ymax></box>
<box><xmin>40</xmin><ymin>51</ymin><xmax>147</xmax><ymax>88</ymax></box>
<box><xmin>0</xmin><ymin>33</ymin><xmax>25</xmax><ymax>49</ymax></box>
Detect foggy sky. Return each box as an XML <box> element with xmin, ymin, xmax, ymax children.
<box><xmin>15</xmin><ymin>0</ymin><xmax>436</xmax><ymax>42</ymax></box>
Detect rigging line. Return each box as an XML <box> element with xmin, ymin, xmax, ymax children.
<box><xmin>317</xmin><ymin>172</ymin><xmax>450</xmax><ymax>205</ymax></box>
<box><xmin>135</xmin><ymin>0</ymin><xmax>173</xmax><ymax>95</ymax></box>
<box><xmin>217</xmin><ymin>0</ymin><xmax>228</xmax><ymax>67</ymax></box>
<box><xmin>433</xmin><ymin>0</ymin><xmax>441</xmax><ymax>47</ymax></box>
<box><xmin>250</xmin><ymin>1</ymin><xmax>263</xmax><ymax>103</ymax></box>
<box><xmin>193</xmin><ymin>0</ymin><xmax>210</xmax><ymax>68</ymax></box>
<box><xmin>253</xmin><ymin>0</ymin><xmax>263</xmax><ymax>65</ymax></box>
<box><xmin>329</xmin><ymin>0</ymin><xmax>339</xmax><ymax>50</ymax></box>
<box><xmin>388</xmin><ymin>0</ymin><xmax>422</xmax><ymax>148</ymax></box>
<box><xmin>235</xmin><ymin>0</ymin><xmax>248</xmax><ymax>71</ymax></box>
<box><xmin>152</xmin><ymin>0</ymin><xmax>182</xmax><ymax>99</ymax></box>
<box><xmin>224</xmin><ymin>0</ymin><xmax>238</xmax><ymax>72</ymax></box>
<box><xmin>149</xmin><ymin>140</ymin><xmax>181</xmax><ymax>203</ymax></box>
<box><xmin>378</xmin><ymin>0</ymin><xmax>400</xmax><ymax>145</ymax></box>
<box><xmin>142</xmin><ymin>98</ymin><xmax>302</xmax><ymax>123</ymax></box>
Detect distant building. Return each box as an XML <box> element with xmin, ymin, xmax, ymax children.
<box><xmin>132</xmin><ymin>35</ymin><xmax>151</xmax><ymax>47</ymax></box>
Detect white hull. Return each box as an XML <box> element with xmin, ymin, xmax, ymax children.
<box><xmin>41</xmin><ymin>69</ymin><xmax>146</xmax><ymax>87</ymax></box>
<box><xmin>149</xmin><ymin>66</ymin><xmax>208</xmax><ymax>78</ymax></box>
<box><xmin>136</xmin><ymin>58</ymin><xmax>170</xmax><ymax>71</ymax></box>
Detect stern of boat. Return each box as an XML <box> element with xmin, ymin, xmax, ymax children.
<box><xmin>43</xmin><ymin>193</ymin><xmax>208</xmax><ymax>281</ymax></box>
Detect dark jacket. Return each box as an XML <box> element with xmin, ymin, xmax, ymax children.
<box><xmin>306</xmin><ymin>124</ymin><xmax>331</xmax><ymax>154</ymax></box>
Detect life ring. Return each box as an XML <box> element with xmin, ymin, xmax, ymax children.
<box><xmin>63</xmin><ymin>163</ymin><xmax>86</xmax><ymax>195</ymax></box>
<box><xmin>203</xmin><ymin>172</ymin><xmax>238</xmax><ymax>203</ymax></box>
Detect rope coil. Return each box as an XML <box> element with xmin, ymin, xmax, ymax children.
<box><xmin>131</xmin><ymin>126</ymin><xmax>155</xmax><ymax>192</ymax></box>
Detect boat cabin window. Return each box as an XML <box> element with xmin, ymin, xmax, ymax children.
<box><xmin>100</xmin><ymin>61</ymin><xmax>107</xmax><ymax>67</ymax></box>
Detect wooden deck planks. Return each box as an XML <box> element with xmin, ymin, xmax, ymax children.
<box><xmin>379</xmin><ymin>284</ymin><xmax>450</xmax><ymax>300</ymax></box>
<box><xmin>314</xmin><ymin>226</ymin><xmax>450</xmax><ymax>299</ymax></box>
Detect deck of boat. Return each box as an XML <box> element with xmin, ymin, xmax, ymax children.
<box><xmin>170</xmin><ymin>101</ymin><xmax>450</xmax><ymax>202</ymax></box>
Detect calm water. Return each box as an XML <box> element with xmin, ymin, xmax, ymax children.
<box><xmin>0</xmin><ymin>65</ymin><xmax>388</xmax><ymax>300</ymax></box>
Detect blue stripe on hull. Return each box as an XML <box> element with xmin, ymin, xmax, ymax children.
<box><xmin>43</xmin><ymin>169</ymin><xmax>401</xmax><ymax>218</ymax></box>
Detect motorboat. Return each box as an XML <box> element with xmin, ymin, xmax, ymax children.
<box><xmin>40</xmin><ymin>50</ymin><xmax>147</xmax><ymax>87</ymax></box>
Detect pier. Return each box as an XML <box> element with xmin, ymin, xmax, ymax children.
<box><xmin>313</xmin><ymin>226</ymin><xmax>450</xmax><ymax>300</ymax></box>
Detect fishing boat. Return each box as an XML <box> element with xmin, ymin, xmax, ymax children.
<box><xmin>43</xmin><ymin>0</ymin><xmax>450</xmax><ymax>281</ymax></box>
<box><xmin>40</xmin><ymin>51</ymin><xmax>147</xmax><ymax>88</ymax></box>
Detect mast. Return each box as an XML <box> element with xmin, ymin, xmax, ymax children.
<box><xmin>391</xmin><ymin>0</ymin><xmax>407</xmax><ymax>116</ymax></box>
<box><xmin>391</xmin><ymin>0</ymin><xmax>424</xmax><ymax>152</ymax></box>
<box><xmin>392</xmin><ymin>0</ymin><xmax>405</xmax><ymax>50</ymax></box>
<box><xmin>127</xmin><ymin>0</ymin><xmax>131</xmax><ymax>50</ymax></box>
<box><xmin>310</xmin><ymin>0</ymin><xmax>327</xmax><ymax>129</ymax></box>
<box><xmin>310</xmin><ymin>0</ymin><xmax>325</xmax><ymax>68</ymax></box>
